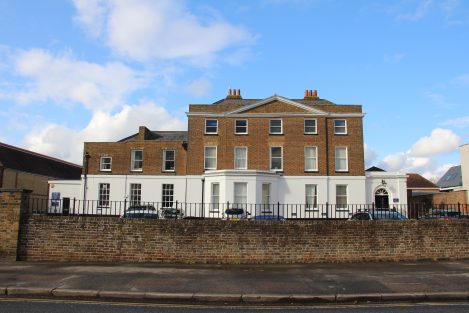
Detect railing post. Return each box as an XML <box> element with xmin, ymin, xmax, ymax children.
<box><xmin>277</xmin><ymin>202</ymin><xmax>280</xmax><ymax>219</ymax></box>
<box><xmin>325</xmin><ymin>202</ymin><xmax>329</xmax><ymax>219</ymax></box>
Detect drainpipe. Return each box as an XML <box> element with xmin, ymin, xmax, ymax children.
<box><xmin>201</xmin><ymin>177</ymin><xmax>205</xmax><ymax>218</ymax></box>
<box><xmin>82</xmin><ymin>152</ymin><xmax>90</xmax><ymax>213</ymax></box>
<box><xmin>325</xmin><ymin>118</ymin><xmax>330</xmax><ymax>218</ymax></box>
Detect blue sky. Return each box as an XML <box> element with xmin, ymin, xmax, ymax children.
<box><xmin>0</xmin><ymin>0</ymin><xmax>468</xmax><ymax>181</ymax></box>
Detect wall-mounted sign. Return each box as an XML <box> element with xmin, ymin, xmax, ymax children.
<box><xmin>393</xmin><ymin>198</ymin><xmax>399</xmax><ymax>203</ymax></box>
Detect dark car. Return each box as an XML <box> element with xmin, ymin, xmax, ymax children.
<box><xmin>349</xmin><ymin>211</ymin><xmax>407</xmax><ymax>221</ymax></box>
<box><xmin>161</xmin><ymin>207</ymin><xmax>183</xmax><ymax>219</ymax></box>
<box><xmin>422</xmin><ymin>209</ymin><xmax>467</xmax><ymax>220</ymax></box>
<box><xmin>253</xmin><ymin>215</ymin><xmax>285</xmax><ymax>221</ymax></box>
<box><xmin>224</xmin><ymin>207</ymin><xmax>250</xmax><ymax>220</ymax></box>
<box><xmin>121</xmin><ymin>205</ymin><xmax>158</xmax><ymax>219</ymax></box>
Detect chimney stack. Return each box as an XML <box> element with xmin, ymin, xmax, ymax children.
<box><xmin>304</xmin><ymin>89</ymin><xmax>319</xmax><ymax>100</ymax></box>
<box><xmin>227</xmin><ymin>88</ymin><xmax>242</xmax><ymax>99</ymax></box>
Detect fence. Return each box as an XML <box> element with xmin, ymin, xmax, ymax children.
<box><xmin>25</xmin><ymin>196</ymin><xmax>469</xmax><ymax>220</ymax></box>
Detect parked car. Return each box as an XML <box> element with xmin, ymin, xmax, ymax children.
<box><xmin>422</xmin><ymin>209</ymin><xmax>468</xmax><ymax>220</ymax></box>
<box><xmin>253</xmin><ymin>215</ymin><xmax>285</xmax><ymax>221</ymax></box>
<box><xmin>161</xmin><ymin>207</ymin><xmax>183</xmax><ymax>219</ymax></box>
<box><xmin>224</xmin><ymin>207</ymin><xmax>250</xmax><ymax>220</ymax></box>
<box><xmin>121</xmin><ymin>205</ymin><xmax>158</xmax><ymax>219</ymax></box>
<box><xmin>349</xmin><ymin>211</ymin><xmax>407</xmax><ymax>221</ymax></box>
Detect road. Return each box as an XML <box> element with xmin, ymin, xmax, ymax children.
<box><xmin>1</xmin><ymin>299</ymin><xmax>469</xmax><ymax>313</ymax></box>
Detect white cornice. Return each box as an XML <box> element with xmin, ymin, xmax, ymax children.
<box><xmin>186</xmin><ymin>112</ymin><xmax>365</xmax><ymax>118</ymax></box>
<box><xmin>227</xmin><ymin>95</ymin><xmax>327</xmax><ymax>115</ymax></box>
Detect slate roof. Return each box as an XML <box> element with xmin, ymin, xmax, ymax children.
<box><xmin>437</xmin><ymin>165</ymin><xmax>463</xmax><ymax>189</ymax></box>
<box><xmin>407</xmin><ymin>173</ymin><xmax>438</xmax><ymax>189</ymax></box>
<box><xmin>366</xmin><ymin>166</ymin><xmax>386</xmax><ymax>172</ymax></box>
<box><xmin>0</xmin><ymin>142</ymin><xmax>82</xmax><ymax>179</ymax></box>
<box><xmin>119</xmin><ymin>131</ymin><xmax>188</xmax><ymax>142</ymax></box>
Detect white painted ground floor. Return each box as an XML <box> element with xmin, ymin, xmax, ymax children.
<box><xmin>48</xmin><ymin>170</ymin><xmax>407</xmax><ymax>218</ymax></box>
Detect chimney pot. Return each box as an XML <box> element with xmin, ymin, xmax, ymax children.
<box><xmin>313</xmin><ymin>90</ymin><xmax>318</xmax><ymax>97</ymax></box>
<box><xmin>228</xmin><ymin>88</ymin><xmax>232</xmax><ymax>96</ymax></box>
<box><xmin>304</xmin><ymin>90</ymin><xmax>308</xmax><ymax>97</ymax></box>
<box><xmin>237</xmin><ymin>89</ymin><xmax>240</xmax><ymax>96</ymax></box>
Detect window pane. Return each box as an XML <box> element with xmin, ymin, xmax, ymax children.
<box><xmin>334</xmin><ymin>120</ymin><xmax>346</xmax><ymax>134</ymax></box>
<box><xmin>304</xmin><ymin>120</ymin><xmax>316</xmax><ymax>133</ymax></box>
<box><xmin>335</xmin><ymin>147</ymin><xmax>347</xmax><ymax>171</ymax></box>
<box><xmin>162</xmin><ymin>184</ymin><xmax>174</xmax><ymax>208</ymax></box>
<box><xmin>235</xmin><ymin>120</ymin><xmax>247</xmax><ymax>134</ymax></box>
<box><xmin>305</xmin><ymin>184</ymin><xmax>317</xmax><ymax>208</ymax></box>
<box><xmin>234</xmin><ymin>182</ymin><xmax>247</xmax><ymax>208</ymax></box>
<box><xmin>131</xmin><ymin>150</ymin><xmax>143</xmax><ymax>170</ymax></box>
<box><xmin>234</xmin><ymin>147</ymin><xmax>247</xmax><ymax>169</ymax></box>
<box><xmin>262</xmin><ymin>183</ymin><xmax>270</xmax><ymax>205</ymax></box>
<box><xmin>205</xmin><ymin>120</ymin><xmax>218</xmax><ymax>133</ymax></box>
<box><xmin>99</xmin><ymin>183</ymin><xmax>110</xmax><ymax>207</ymax></box>
<box><xmin>211</xmin><ymin>183</ymin><xmax>220</xmax><ymax>210</ymax></box>
<box><xmin>100</xmin><ymin>157</ymin><xmax>112</xmax><ymax>171</ymax></box>
<box><xmin>336</xmin><ymin>185</ymin><xmax>347</xmax><ymax>208</ymax></box>
<box><xmin>163</xmin><ymin>150</ymin><xmax>175</xmax><ymax>171</ymax></box>
<box><xmin>270</xmin><ymin>147</ymin><xmax>282</xmax><ymax>170</ymax></box>
<box><xmin>130</xmin><ymin>183</ymin><xmax>141</xmax><ymax>205</ymax></box>
<box><xmin>270</xmin><ymin>120</ymin><xmax>282</xmax><ymax>133</ymax></box>
<box><xmin>205</xmin><ymin>147</ymin><xmax>217</xmax><ymax>169</ymax></box>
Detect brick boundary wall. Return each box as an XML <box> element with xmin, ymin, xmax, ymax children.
<box><xmin>17</xmin><ymin>216</ymin><xmax>469</xmax><ymax>264</ymax></box>
<box><xmin>0</xmin><ymin>189</ymin><xmax>30</xmax><ymax>261</ymax></box>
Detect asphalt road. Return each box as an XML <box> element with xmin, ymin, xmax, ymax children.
<box><xmin>2</xmin><ymin>299</ymin><xmax>469</xmax><ymax>313</ymax></box>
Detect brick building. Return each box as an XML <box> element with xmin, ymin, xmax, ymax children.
<box><xmin>49</xmin><ymin>90</ymin><xmax>407</xmax><ymax>217</ymax></box>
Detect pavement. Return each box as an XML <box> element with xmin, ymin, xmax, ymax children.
<box><xmin>1</xmin><ymin>260</ymin><xmax>469</xmax><ymax>305</ymax></box>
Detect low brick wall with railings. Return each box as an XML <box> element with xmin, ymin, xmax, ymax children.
<box><xmin>17</xmin><ymin>215</ymin><xmax>469</xmax><ymax>264</ymax></box>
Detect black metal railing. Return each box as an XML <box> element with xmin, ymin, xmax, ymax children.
<box><xmin>24</xmin><ymin>197</ymin><xmax>469</xmax><ymax>221</ymax></box>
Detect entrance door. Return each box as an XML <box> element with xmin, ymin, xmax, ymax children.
<box><xmin>375</xmin><ymin>188</ymin><xmax>389</xmax><ymax>208</ymax></box>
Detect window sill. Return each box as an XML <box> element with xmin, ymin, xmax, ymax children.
<box><xmin>99</xmin><ymin>170</ymin><xmax>112</xmax><ymax>172</ymax></box>
<box><xmin>130</xmin><ymin>169</ymin><xmax>143</xmax><ymax>172</ymax></box>
<box><xmin>269</xmin><ymin>133</ymin><xmax>284</xmax><ymax>136</ymax></box>
<box><xmin>204</xmin><ymin>133</ymin><xmax>218</xmax><ymax>136</ymax></box>
<box><xmin>335</xmin><ymin>170</ymin><xmax>349</xmax><ymax>173</ymax></box>
<box><xmin>305</xmin><ymin>170</ymin><xmax>319</xmax><ymax>173</ymax></box>
<box><xmin>163</xmin><ymin>170</ymin><xmax>175</xmax><ymax>173</ymax></box>
<box><xmin>334</xmin><ymin>133</ymin><xmax>348</xmax><ymax>135</ymax></box>
<box><xmin>235</xmin><ymin>133</ymin><xmax>248</xmax><ymax>135</ymax></box>
<box><xmin>304</xmin><ymin>133</ymin><xmax>318</xmax><ymax>135</ymax></box>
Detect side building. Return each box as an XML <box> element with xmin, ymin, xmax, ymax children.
<box><xmin>49</xmin><ymin>89</ymin><xmax>408</xmax><ymax>217</ymax></box>
<box><xmin>0</xmin><ymin>142</ymin><xmax>82</xmax><ymax>197</ymax></box>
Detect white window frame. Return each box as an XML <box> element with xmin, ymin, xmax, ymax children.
<box><xmin>129</xmin><ymin>183</ymin><xmax>141</xmax><ymax>206</ymax></box>
<box><xmin>204</xmin><ymin>146</ymin><xmax>217</xmax><ymax>170</ymax></box>
<box><xmin>162</xmin><ymin>150</ymin><xmax>175</xmax><ymax>172</ymax></box>
<box><xmin>233</xmin><ymin>182</ymin><xmax>248</xmax><ymax>209</ymax></box>
<box><xmin>261</xmin><ymin>183</ymin><xmax>271</xmax><ymax>213</ymax></box>
<box><xmin>304</xmin><ymin>146</ymin><xmax>318</xmax><ymax>171</ymax></box>
<box><xmin>304</xmin><ymin>119</ymin><xmax>317</xmax><ymax>134</ymax></box>
<box><xmin>235</xmin><ymin>119</ymin><xmax>248</xmax><ymax>134</ymax></box>
<box><xmin>270</xmin><ymin>146</ymin><xmax>283</xmax><ymax>171</ymax></box>
<box><xmin>205</xmin><ymin>119</ymin><xmax>218</xmax><ymax>134</ymax></box>
<box><xmin>234</xmin><ymin>147</ymin><xmax>248</xmax><ymax>170</ymax></box>
<box><xmin>336</xmin><ymin>185</ymin><xmax>348</xmax><ymax>209</ymax></box>
<box><xmin>162</xmin><ymin>184</ymin><xmax>174</xmax><ymax>208</ymax></box>
<box><xmin>335</xmin><ymin>147</ymin><xmax>348</xmax><ymax>172</ymax></box>
<box><xmin>130</xmin><ymin>150</ymin><xmax>143</xmax><ymax>172</ymax></box>
<box><xmin>305</xmin><ymin>184</ymin><xmax>318</xmax><ymax>209</ymax></box>
<box><xmin>99</xmin><ymin>156</ymin><xmax>112</xmax><ymax>172</ymax></box>
<box><xmin>211</xmin><ymin>183</ymin><xmax>220</xmax><ymax>211</ymax></box>
<box><xmin>98</xmin><ymin>183</ymin><xmax>110</xmax><ymax>207</ymax></box>
<box><xmin>269</xmin><ymin>119</ymin><xmax>283</xmax><ymax>134</ymax></box>
<box><xmin>334</xmin><ymin>119</ymin><xmax>347</xmax><ymax>135</ymax></box>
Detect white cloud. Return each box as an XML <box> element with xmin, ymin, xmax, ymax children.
<box><xmin>22</xmin><ymin>101</ymin><xmax>185</xmax><ymax>164</ymax></box>
<box><xmin>73</xmin><ymin>0</ymin><xmax>252</xmax><ymax>62</ymax></box>
<box><xmin>384</xmin><ymin>52</ymin><xmax>406</xmax><ymax>63</ymax></box>
<box><xmin>379</xmin><ymin>128</ymin><xmax>461</xmax><ymax>180</ymax></box>
<box><xmin>441</xmin><ymin>116</ymin><xmax>469</xmax><ymax>128</ymax></box>
<box><xmin>395</xmin><ymin>0</ymin><xmax>433</xmax><ymax>21</ymax></box>
<box><xmin>409</xmin><ymin>128</ymin><xmax>461</xmax><ymax>157</ymax></box>
<box><xmin>9</xmin><ymin>49</ymin><xmax>149</xmax><ymax>112</ymax></box>
<box><xmin>451</xmin><ymin>73</ymin><xmax>469</xmax><ymax>85</ymax></box>
<box><xmin>364</xmin><ymin>144</ymin><xmax>378</xmax><ymax>168</ymax></box>
<box><xmin>186</xmin><ymin>78</ymin><xmax>212</xmax><ymax>97</ymax></box>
